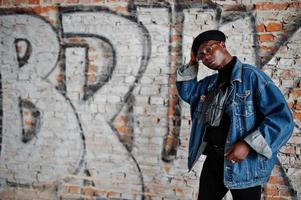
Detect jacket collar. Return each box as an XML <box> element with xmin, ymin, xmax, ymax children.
<box><xmin>230</xmin><ymin>57</ymin><xmax>242</xmax><ymax>83</ymax></box>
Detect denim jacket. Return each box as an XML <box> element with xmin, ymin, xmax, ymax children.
<box><xmin>176</xmin><ymin>58</ymin><xmax>294</xmax><ymax>189</ymax></box>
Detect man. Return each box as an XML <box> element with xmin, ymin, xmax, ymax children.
<box><xmin>176</xmin><ymin>30</ymin><xmax>294</xmax><ymax>200</ymax></box>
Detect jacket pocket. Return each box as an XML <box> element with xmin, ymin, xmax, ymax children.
<box><xmin>234</xmin><ymin>102</ymin><xmax>254</xmax><ymax>117</ymax></box>
<box><xmin>253</xmin><ymin>154</ymin><xmax>269</xmax><ymax>179</ymax></box>
<box><xmin>233</xmin><ymin>159</ymin><xmax>251</xmax><ymax>182</ymax></box>
<box><xmin>234</xmin><ymin>92</ymin><xmax>256</xmax><ymax>132</ymax></box>
<box><xmin>234</xmin><ymin>91</ymin><xmax>255</xmax><ymax>117</ymax></box>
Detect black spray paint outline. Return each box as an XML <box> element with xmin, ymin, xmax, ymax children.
<box><xmin>18</xmin><ymin>97</ymin><xmax>41</xmax><ymax>143</ymax></box>
<box><xmin>1</xmin><ymin>2</ymin><xmax>300</xmax><ymax>198</ymax></box>
<box><xmin>14</xmin><ymin>38</ymin><xmax>32</xmax><ymax>68</ymax></box>
<box><xmin>0</xmin><ymin>7</ymin><xmax>152</xmax><ymax>198</ymax></box>
<box><xmin>63</xmin><ymin>33</ymin><xmax>117</xmax><ymax>101</ymax></box>
<box><xmin>56</xmin><ymin>44</ymin><xmax>89</xmax><ymax>176</ymax></box>
<box><xmin>0</xmin><ymin>11</ymin><xmax>85</xmax><ymax>185</ymax></box>
<box><xmin>0</xmin><ymin>11</ymin><xmax>63</xmax><ymax>160</ymax></box>
<box><xmin>128</xmin><ymin>0</ymin><xmax>182</xmax><ymax>163</ymax></box>
<box><xmin>59</xmin><ymin>6</ymin><xmax>152</xmax><ymax>199</ymax></box>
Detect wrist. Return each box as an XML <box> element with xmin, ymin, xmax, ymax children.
<box><xmin>241</xmin><ymin>140</ymin><xmax>251</xmax><ymax>150</ymax></box>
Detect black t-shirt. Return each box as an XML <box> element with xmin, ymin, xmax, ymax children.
<box><xmin>205</xmin><ymin>57</ymin><xmax>236</xmax><ymax>149</ymax></box>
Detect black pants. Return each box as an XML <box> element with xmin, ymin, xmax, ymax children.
<box><xmin>198</xmin><ymin>151</ymin><xmax>262</xmax><ymax>200</ymax></box>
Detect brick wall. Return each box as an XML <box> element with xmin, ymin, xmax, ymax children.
<box><xmin>0</xmin><ymin>0</ymin><xmax>300</xmax><ymax>200</ymax></box>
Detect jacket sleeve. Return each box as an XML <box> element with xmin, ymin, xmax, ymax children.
<box><xmin>176</xmin><ymin>63</ymin><xmax>198</xmax><ymax>104</ymax></box>
<box><xmin>244</xmin><ymin>74</ymin><xmax>294</xmax><ymax>159</ymax></box>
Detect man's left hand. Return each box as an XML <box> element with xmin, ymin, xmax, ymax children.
<box><xmin>224</xmin><ymin>141</ymin><xmax>251</xmax><ymax>163</ymax></box>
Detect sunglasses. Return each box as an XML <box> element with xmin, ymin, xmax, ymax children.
<box><xmin>196</xmin><ymin>42</ymin><xmax>221</xmax><ymax>61</ymax></box>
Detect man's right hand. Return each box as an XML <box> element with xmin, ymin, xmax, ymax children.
<box><xmin>189</xmin><ymin>49</ymin><xmax>197</xmax><ymax>66</ymax></box>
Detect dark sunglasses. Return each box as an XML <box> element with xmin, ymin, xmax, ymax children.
<box><xmin>196</xmin><ymin>42</ymin><xmax>221</xmax><ymax>61</ymax></box>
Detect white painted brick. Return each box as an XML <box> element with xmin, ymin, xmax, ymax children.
<box><xmin>150</xmin><ymin>96</ymin><xmax>164</xmax><ymax>105</ymax></box>
<box><xmin>107</xmin><ymin>95</ymin><xmax>121</xmax><ymax>103</ymax></box>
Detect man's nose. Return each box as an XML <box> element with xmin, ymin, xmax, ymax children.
<box><xmin>202</xmin><ymin>53</ymin><xmax>211</xmax><ymax>63</ymax></box>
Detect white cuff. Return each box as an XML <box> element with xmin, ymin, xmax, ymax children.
<box><xmin>244</xmin><ymin>130</ymin><xmax>272</xmax><ymax>159</ymax></box>
<box><xmin>176</xmin><ymin>63</ymin><xmax>198</xmax><ymax>82</ymax></box>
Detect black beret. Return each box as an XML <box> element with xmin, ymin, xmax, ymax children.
<box><xmin>192</xmin><ymin>30</ymin><xmax>226</xmax><ymax>55</ymax></box>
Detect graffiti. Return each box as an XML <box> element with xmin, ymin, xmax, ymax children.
<box><xmin>14</xmin><ymin>38</ymin><xmax>32</xmax><ymax>68</ymax></box>
<box><xmin>63</xmin><ymin>34</ymin><xmax>116</xmax><ymax>101</ymax></box>
<box><xmin>60</xmin><ymin>6</ymin><xmax>151</xmax><ymax>198</ymax></box>
<box><xmin>0</xmin><ymin>6</ymin><xmax>152</xmax><ymax>198</ymax></box>
<box><xmin>0</xmin><ymin>13</ymin><xmax>83</xmax><ymax>183</ymax></box>
<box><xmin>19</xmin><ymin>98</ymin><xmax>41</xmax><ymax>143</ymax></box>
<box><xmin>0</xmin><ymin>1</ymin><xmax>300</xmax><ymax>199</ymax></box>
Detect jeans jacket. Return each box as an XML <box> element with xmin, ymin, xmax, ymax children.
<box><xmin>176</xmin><ymin>58</ymin><xmax>294</xmax><ymax>189</ymax></box>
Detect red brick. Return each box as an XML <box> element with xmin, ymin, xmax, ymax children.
<box><xmin>259</xmin><ymin>45</ymin><xmax>275</xmax><ymax>53</ymax></box>
<box><xmin>66</xmin><ymin>0</ymin><xmax>79</xmax><ymax>3</ymax></box>
<box><xmin>0</xmin><ymin>190</ymin><xmax>14</xmax><ymax>199</ymax></box>
<box><xmin>112</xmin><ymin>6</ymin><xmax>127</xmax><ymax>12</ymax></box>
<box><xmin>116</xmin><ymin>116</ymin><xmax>129</xmax><ymax>124</ymax></box>
<box><xmin>281</xmin><ymin>146</ymin><xmax>295</xmax><ymax>154</ymax></box>
<box><xmin>266</xmin><ymin>186</ymin><xmax>279</xmax><ymax>196</ymax></box>
<box><xmin>94</xmin><ymin>189</ymin><xmax>107</xmax><ymax>196</ymax></box>
<box><xmin>165</xmin><ymin>136</ymin><xmax>176</xmax><ymax>146</ymax></box>
<box><xmin>87</xmin><ymin>65</ymin><xmax>96</xmax><ymax>73</ymax></box>
<box><xmin>168</xmin><ymin>106</ymin><xmax>174</xmax><ymax>116</ymax></box>
<box><xmin>28</xmin><ymin>0</ymin><xmax>39</xmax><ymax>4</ymax></box>
<box><xmin>168</xmin><ymin>97</ymin><xmax>175</xmax><ymax>106</ymax></box>
<box><xmin>164</xmin><ymin>163</ymin><xmax>172</xmax><ymax>173</ymax></box>
<box><xmin>91</xmin><ymin>0</ymin><xmax>104</xmax><ymax>2</ymax></box>
<box><xmin>1</xmin><ymin>0</ymin><xmax>7</xmax><ymax>5</ymax></box>
<box><xmin>116</xmin><ymin>126</ymin><xmax>126</xmax><ymax>134</ymax></box>
<box><xmin>24</xmin><ymin>119</ymin><xmax>34</xmax><ymax>126</ymax></box>
<box><xmin>175</xmin><ymin>187</ymin><xmax>184</xmax><ymax>193</ymax></box>
<box><xmin>257</xmin><ymin>24</ymin><xmax>266</xmax><ymax>32</ymax></box>
<box><xmin>32</xmin><ymin>6</ymin><xmax>58</xmax><ymax>15</ymax></box>
<box><xmin>69</xmin><ymin>185</ymin><xmax>81</xmax><ymax>194</ymax></box>
<box><xmin>268</xmin><ymin>176</ymin><xmax>287</xmax><ymax>185</ymax></box>
<box><xmin>68</xmin><ymin>37</ymin><xmax>83</xmax><ymax>43</ymax></box>
<box><xmin>55</xmin><ymin>74</ymin><xmax>64</xmax><ymax>82</ymax></box>
<box><xmin>82</xmin><ymin>187</ymin><xmax>95</xmax><ymax>196</ymax></box>
<box><xmin>288</xmin><ymin>102</ymin><xmax>294</xmax><ymax>109</ymax></box>
<box><xmin>290</xmin><ymin>89</ymin><xmax>301</xmax><ymax>97</ymax></box>
<box><xmin>107</xmin><ymin>191</ymin><xmax>121</xmax><ymax>198</ymax></box>
<box><xmin>87</xmin><ymin>75</ymin><xmax>96</xmax><ymax>82</ymax></box>
<box><xmin>15</xmin><ymin>0</ymin><xmax>27</xmax><ymax>4</ymax></box>
<box><xmin>23</xmin><ymin>111</ymin><xmax>31</xmax><ymax>116</ymax></box>
<box><xmin>295</xmin><ymin>102</ymin><xmax>301</xmax><ymax>110</ymax></box>
<box><xmin>259</xmin><ymin>34</ymin><xmax>274</xmax><ymax>42</ymax></box>
<box><xmin>289</xmin><ymin>2</ymin><xmax>301</xmax><ymax>9</ymax></box>
<box><xmin>267</xmin><ymin>23</ymin><xmax>283</xmax><ymax>32</ymax></box>
<box><xmin>172</xmin><ymin>35</ymin><xmax>182</xmax><ymax>41</ymax></box>
<box><xmin>169</xmin><ymin>86</ymin><xmax>178</xmax><ymax>95</ymax></box>
<box><xmin>255</xmin><ymin>2</ymin><xmax>289</xmax><ymax>10</ymax></box>
<box><xmin>52</xmin><ymin>0</ymin><xmax>64</xmax><ymax>2</ymax></box>
<box><xmin>293</xmin><ymin>112</ymin><xmax>301</xmax><ymax>122</ymax></box>
<box><xmin>280</xmin><ymin>69</ymin><xmax>294</xmax><ymax>79</ymax></box>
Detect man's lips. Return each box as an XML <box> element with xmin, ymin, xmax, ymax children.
<box><xmin>206</xmin><ymin>60</ymin><xmax>214</xmax><ymax>66</ymax></box>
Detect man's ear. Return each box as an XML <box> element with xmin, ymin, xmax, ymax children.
<box><xmin>220</xmin><ymin>41</ymin><xmax>226</xmax><ymax>48</ymax></box>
